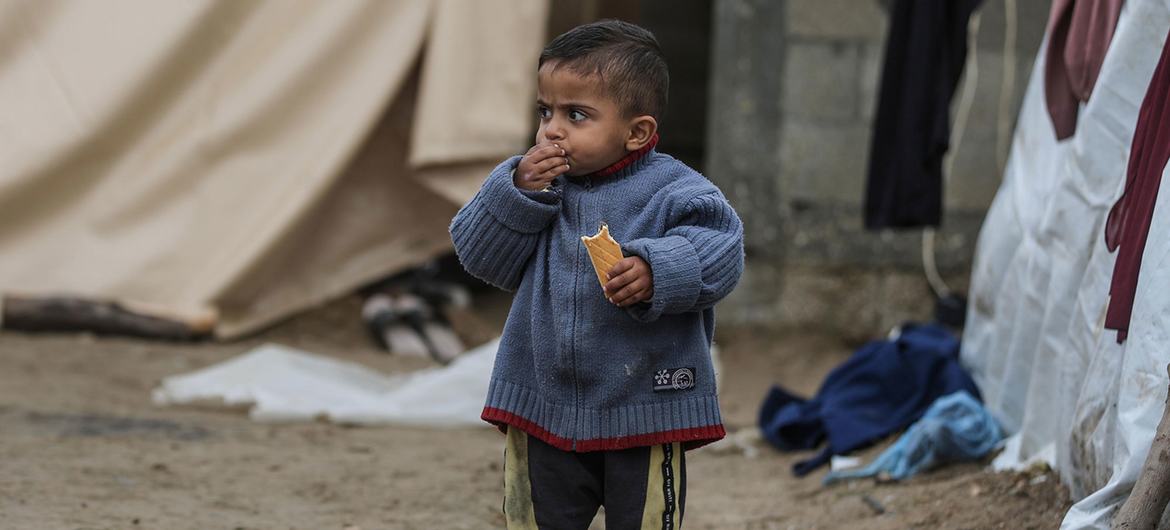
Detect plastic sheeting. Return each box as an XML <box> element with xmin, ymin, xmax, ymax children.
<box><xmin>960</xmin><ymin>0</ymin><xmax>1170</xmax><ymax>526</ymax></box>
<box><xmin>0</xmin><ymin>0</ymin><xmax>547</xmax><ymax>338</ymax></box>
<box><xmin>152</xmin><ymin>339</ymin><xmax>499</xmax><ymax>427</ymax></box>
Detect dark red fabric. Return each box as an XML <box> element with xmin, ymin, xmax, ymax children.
<box><xmin>1044</xmin><ymin>0</ymin><xmax>1124</xmax><ymax>140</ymax></box>
<box><xmin>1103</xmin><ymin>27</ymin><xmax>1170</xmax><ymax>343</ymax></box>
<box><xmin>593</xmin><ymin>133</ymin><xmax>659</xmax><ymax>178</ymax></box>
<box><xmin>482</xmin><ymin>406</ymin><xmax>724</xmax><ymax>452</ymax></box>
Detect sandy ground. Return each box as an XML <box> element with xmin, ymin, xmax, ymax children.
<box><xmin>0</xmin><ymin>294</ymin><xmax>1071</xmax><ymax>529</ymax></box>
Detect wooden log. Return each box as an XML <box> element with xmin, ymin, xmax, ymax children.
<box><xmin>1113</xmin><ymin>364</ymin><xmax>1170</xmax><ymax>529</ymax></box>
<box><xmin>1</xmin><ymin>295</ymin><xmax>215</xmax><ymax>341</ymax></box>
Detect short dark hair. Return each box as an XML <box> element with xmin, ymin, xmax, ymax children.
<box><xmin>539</xmin><ymin>20</ymin><xmax>669</xmax><ymax>119</ymax></box>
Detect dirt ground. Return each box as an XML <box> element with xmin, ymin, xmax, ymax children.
<box><xmin>0</xmin><ymin>293</ymin><xmax>1071</xmax><ymax>529</ymax></box>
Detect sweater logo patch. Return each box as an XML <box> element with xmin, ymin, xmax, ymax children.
<box><xmin>653</xmin><ymin>367</ymin><xmax>695</xmax><ymax>392</ymax></box>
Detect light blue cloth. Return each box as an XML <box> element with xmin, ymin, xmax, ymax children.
<box><xmin>823</xmin><ymin>391</ymin><xmax>1002</xmax><ymax>484</ymax></box>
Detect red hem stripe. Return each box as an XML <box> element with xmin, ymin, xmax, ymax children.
<box><xmin>482</xmin><ymin>407</ymin><xmax>574</xmax><ymax>451</ymax></box>
<box><xmin>482</xmin><ymin>406</ymin><xmax>725</xmax><ymax>452</ymax></box>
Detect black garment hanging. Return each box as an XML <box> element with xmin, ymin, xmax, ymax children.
<box><xmin>864</xmin><ymin>0</ymin><xmax>983</xmax><ymax>230</ymax></box>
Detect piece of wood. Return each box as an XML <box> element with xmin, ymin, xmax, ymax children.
<box><xmin>1</xmin><ymin>295</ymin><xmax>215</xmax><ymax>341</ymax></box>
<box><xmin>1113</xmin><ymin>364</ymin><xmax>1170</xmax><ymax>529</ymax></box>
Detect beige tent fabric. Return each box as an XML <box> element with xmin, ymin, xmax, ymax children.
<box><xmin>411</xmin><ymin>0</ymin><xmax>549</xmax><ymax>205</ymax></box>
<box><xmin>412</xmin><ymin>0</ymin><xmax>546</xmax><ymax>168</ymax></box>
<box><xmin>0</xmin><ymin>0</ymin><xmax>547</xmax><ymax>338</ymax></box>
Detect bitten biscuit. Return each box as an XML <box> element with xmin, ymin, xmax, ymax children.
<box><xmin>581</xmin><ymin>224</ymin><xmax>623</xmax><ymax>289</ymax></box>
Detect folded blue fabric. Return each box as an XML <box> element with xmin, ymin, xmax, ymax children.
<box><xmin>758</xmin><ymin>323</ymin><xmax>981</xmax><ymax>476</ymax></box>
<box><xmin>823</xmin><ymin>391</ymin><xmax>1002</xmax><ymax>484</ymax></box>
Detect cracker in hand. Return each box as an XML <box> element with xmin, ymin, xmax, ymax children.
<box><xmin>581</xmin><ymin>224</ymin><xmax>623</xmax><ymax>289</ymax></box>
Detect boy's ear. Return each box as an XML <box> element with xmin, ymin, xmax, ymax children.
<box><xmin>624</xmin><ymin>115</ymin><xmax>658</xmax><ymax>151</ymax></box>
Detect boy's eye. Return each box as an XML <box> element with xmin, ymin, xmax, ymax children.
<box><xmin>537</xmin><ymin>106</ymin><xmax>551</xmax><ymax>119</ymax></box>
<box><xmin>568</xmin><ymin>109</ymin><xmax>587</xmax><ymax>122</ymax></box>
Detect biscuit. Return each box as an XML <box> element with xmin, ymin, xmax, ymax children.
<box><xmin>581</xmin><ymin>224</ymin><xmax>623</xmax><ymax>289</ymax></box>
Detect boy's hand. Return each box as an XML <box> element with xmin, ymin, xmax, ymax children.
<box><xmin>604</xmin><ymin>256</ymin><xmax>653</xmax><ymax>307</ymax></box>
<box><xmin>515</xmin><ymin>143</ymin><xmax>570</xmax><ymax>191</ymax></box>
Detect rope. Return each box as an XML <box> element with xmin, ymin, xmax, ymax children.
<box><xmin>925</xmin><ymin>8</ymin><xmax>984</xmax><ymax>298</ymax></box>
<box><xmin>997</xmin><ymin>0</ymin><xmax>1018</xmax><ymax>171</ymax></box>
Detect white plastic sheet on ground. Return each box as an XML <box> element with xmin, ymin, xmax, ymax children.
<box><xmin>152</xmin><ymin>339</ymin><xmax>498</xmax><ymax>427</ymax></box>
<box><xmin>960</xmin><ymin>0</ymin><xmax>1170</xmax><ymax>527</ymax></box>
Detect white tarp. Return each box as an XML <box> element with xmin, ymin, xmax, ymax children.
<box><xmin>960</xmin><ymin>0</ymin><xmax>1170</xmax><ymax>527</ymax></box>
<box><xmin>152</xmin><ymin>339</ymin><xmax>498</xmax><ymax>427</ymax></box>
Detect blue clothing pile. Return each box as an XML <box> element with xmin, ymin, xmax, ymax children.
<box><xmin>823</xmin><ymin>390</ymin><xmax>1002</xmax><ymax>484</ymax></box>
<box><xmin>758</xmin><ymin>323</ymin><xmax>980</xmax><ymax>476</ymax></box>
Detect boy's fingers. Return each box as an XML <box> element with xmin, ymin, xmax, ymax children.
<box><xmin>533</xmin><ymin>144</ymin><xmax>564</xmax><ymax>160</ymax></box>
<box><xmin>604</xmin><ymin>265</ymin><xmax>636</xmax><ymax>293</ymax></box>
<box><xmin>611</xmin><ymin>286</ymin><xmax>636</xmax><ymax>305</ymax></box>
<box><xmin>607</xmin><ymin>259</ymin><xmax>635</xmax><ymax>280</ymax></box>
<box><xmin>608</xmin><ymin>266</ymin><xmax>642</xmax><ymax>292</ymax></box>
<box><xmin>536</xmin><ymin>164</ymin><xmax>568</xmax><ymax>183</ymax></box>
<box><xmin>547</xmin><ymin>163</ymin><xmax>570</xmax><ymax>177</ymax></box>
<box><xmin>607</xmin><ymin>259</ymin><xmax>650</xmax><ymax>295</ymax></box>
<box><xmin>610</xmin><ymin>274</ymin><xmax>648</xmax><ymax>303</ymax></box>
<box><xmin>603</xmin><ymin>274</ymin><xmax>630</xmax><ymax>296</ymax></box>
<box><xmin>612</xmin><ymin>281</ymin><xmax>650</xmax><ymax>306</ymax></box>
<box><xmin>534</xmin><ymin>156</ymin><xmax>569</xmax><ymax>174</ymax></box>
<box><xmin>521</xmin><ymin>145</ymin><xmax>557</xmax><ymax>168</ymax></box>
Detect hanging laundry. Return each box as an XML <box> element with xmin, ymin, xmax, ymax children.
<box><xmin>1044</xmin><ymin>0</ymin><xmax>1125</xmax><ymax>140</ymax></box>
<box><xmin>758</xmin><ymin>323</ymin><xmax>981</xmax><ymax>476</ymax></box>
<box><xmin>822</xmin><ymin>391</ymin><xmax>1002</xmax><ymax>485</ymax></box>
<box><xmin>1104</xmin><ymin>25</ymin><xmax>1170</xmax><ymax>343</ymax></box>
<box><xmin>864</xmin><ymin>0</ymin><xmax>983</xmax><ymax>229</ymax></box>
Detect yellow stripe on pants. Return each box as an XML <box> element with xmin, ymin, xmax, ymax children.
<box><xmin>504</xmin><ymin>427</ymin><xmax>539</xmax><ymax>529</ymax></box>
<box><xmin>641</xmin><ymin>442</ymin><xmax>682</xmax><ymax>529</ymax></box>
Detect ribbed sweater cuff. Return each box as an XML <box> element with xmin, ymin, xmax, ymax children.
<box><xmin>622</xmin><ymin>235</ymin><xmax>702</xmax><ymax>322</ymax></box>
<box><xmin>482</xmin><ymin>156</ymin><xmax>559</xmax><ymax>234</ymax></box>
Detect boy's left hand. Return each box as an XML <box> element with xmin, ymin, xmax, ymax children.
<box><xmin>604</xmin><ymin>256</ymin><xmax>653</xmax><ymax>307</ymax></box>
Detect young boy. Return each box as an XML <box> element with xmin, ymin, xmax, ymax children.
<box><xmin>450</xmin><ymin>20</ymin><xmax>744</xmax><ymax>529</ymax></box>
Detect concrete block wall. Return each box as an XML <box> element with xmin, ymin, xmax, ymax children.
<box><xmin>707</xmin><ymin>0</ymin><xmax>1051</xmax><ymax>338</ymax></box>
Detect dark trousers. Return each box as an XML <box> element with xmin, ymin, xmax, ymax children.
<box><xmin>503</xmin><ymin>427</ymin><xmax>686</xmax><ymax>530</ymax></box>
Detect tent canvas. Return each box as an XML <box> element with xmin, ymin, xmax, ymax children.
<box><xmin>961</xmin><ymin>0</ymin><xmax>1170</xmax><ymax>526</ymax></box>
<box><xmin>0</xmin><ymin>0</ymin><xmax>547</xmax><ymax>338</ymax></box>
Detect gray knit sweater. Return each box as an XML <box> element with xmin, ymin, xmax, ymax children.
<box><xmin>450</xmin><ymin>149</ymin><xmax>744</xmax><ymax>452</ymax></box>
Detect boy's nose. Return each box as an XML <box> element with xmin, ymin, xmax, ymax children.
<box><xmin>543</xmin><ymin>121</ymin><xmax>565</xmax><ymax>142</ymax></box>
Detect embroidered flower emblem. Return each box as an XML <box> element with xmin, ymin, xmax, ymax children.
<box><xmin>654</xmin><ymin>370</ymin><xmax>670</xmax><ymax>385</ymax></box>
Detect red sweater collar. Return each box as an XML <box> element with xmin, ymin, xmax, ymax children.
<box><xmin>593</xmin><ymin>134</ymin><xmax>660</xmax><ymax>178</ymax></box>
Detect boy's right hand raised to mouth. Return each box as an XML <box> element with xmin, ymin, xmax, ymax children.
<box><xmin>515</xmin><ymin>143</ymin><xmax>570</xmax><ymax>191</ymax></box>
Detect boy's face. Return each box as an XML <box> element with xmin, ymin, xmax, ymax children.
<box><xmin>535</xmin><ymin>63</ymin><xmax>638</xmax><ymax>177</ymax></box>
